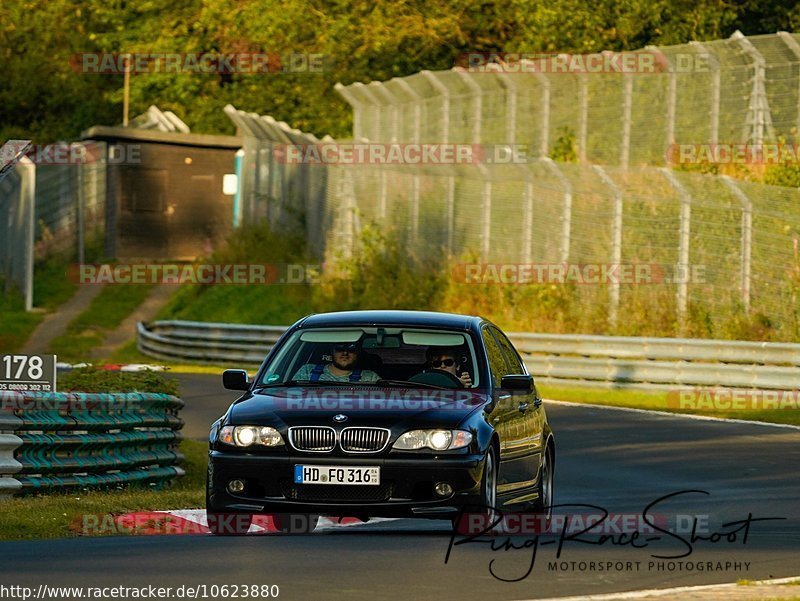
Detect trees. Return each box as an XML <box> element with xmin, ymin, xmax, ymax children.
<box><xmin>3</xmin><ymin>0</ymin><xmax>798</xmax><ymax>142</ymax></box>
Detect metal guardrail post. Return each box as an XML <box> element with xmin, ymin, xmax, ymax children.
<box><xmin>593</xmin><ymin>166</ymin><xmax>623</xmax><ymax>326</ymax></box>
<box><xmin>474</xmin><ymin>163</ymin><xmax>492</xmax><ymax>261</ymax></box>
<box><xmin>721</xmin><ymin>176</ymin><xmax>753</xmax><ymax>312</ymax></box>
<box><xmin>541</xmin><ymin>158</ymin><xmax>572</xmax><ymax>264</ymax></box>
<box><xmin>660</xmin><ymin>168</ymin><xmax>692</xmax><ymax>327</ymax></box>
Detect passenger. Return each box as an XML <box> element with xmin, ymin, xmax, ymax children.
<box><xmin>293</xmin><ymin>342</ymin><xmax>380</xmax><ymax>383</ymax></box>
<box><xmin>424</xmin><ymin>347</ymin><xmax>472</xmax><ymax>387</ymax></box>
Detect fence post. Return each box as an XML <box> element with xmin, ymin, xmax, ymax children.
<box><xmin>454</xmin><ymin>68</ymin><xmax>482</xmax><ymax>143</ymax></box>
<box><xmin>393</xmin><ymin>78</ymin><xmax>422</xmax><ymax>241</ymax></box>
<box><xmin>517</xmin><ymin>164</ymin><xmax>534</xmax><ymax>263</ymax></box>
<box><xmin>536</xmin><ymin>73</ymin><xmax>551</xmax><ymax>156</ymax></box>
<box><xmin>660</xmin><ymin>168</ymin><xmax>692</xmax><ymax>328</ymax></box>
<box><xmin>74</xmin><ymin>143</ymin><xmax>86</xmax><ymax>264</ymax></box>
<box><xmin>446</xmin><ymin>169</ymin><xmax>456</xmax><ymax>255</ymax></box>
<box><xmin>690</xmin><ymin>41</ymin><xmax>720</xmax><ymax>145</ymax></box>
<box><xmin>422</xmin><ymin>70</ymin><xmax>450</xmax><ymax>140</ymax></box>
<box><xmin>731</xmin><ymin>31</ymin><xmax>774</xmax><ymax>144</ymax></box>
<box><xmin>578</xmin><ymin>74</ymin><xmax>589</xmax><ymax>162</ymax></box>
<box><xmin>721</xmin><ymin>176</ymin><xmax>753</xmax><ymax>312</ymax></box>
<box><xmin>542</xmin><ymin>158</ymin><xmax>572</xmax><ymax>263</ymax></box>
<box><xmin>334</xmin><ymin>83</ymin><xmax>366</xmax><ymax>141</ymax></box>
<box><xmin>494</xmin><ymin>70</ymin><xmax>517</xmax><ymax>145</ymax></box>
<box><xmin>18</xmin><ymin>157</ymin><xmax>35</xmax><ymax>312</ymax></box>
<box><xmin>777</xmin><ymin>32</ymin><xmax>800</xmax><ymax>135</ymax></box>
<box><xmin>476</xmin><ymin>164</ymin><xmax>492</xmax><ymax>261</ymax></box>
<box><xmin>620</xmin><ymin>71</ymin><xmax>633</xmax><ymax>169</ymax></box>
<box><xmin>592</xmin><ymin>165</ymin><xmax>623</xmax><ymax>327</ymax></box>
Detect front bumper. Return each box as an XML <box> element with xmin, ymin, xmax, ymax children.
<box><xmin>207</xmin><ymin>450</ymin><xmax>485</xmax><ymax>518</ymax></box>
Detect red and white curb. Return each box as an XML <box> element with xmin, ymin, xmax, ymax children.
<box><xmin>75</xmin><ymin>509</ymin><xmax>398</xmax><ymax>536</ymax></box>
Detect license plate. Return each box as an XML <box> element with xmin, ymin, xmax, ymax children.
<box><xmin>294</xmin><ymin>465</ymin><xmax>380</xmax><ymax>485</ymax></box>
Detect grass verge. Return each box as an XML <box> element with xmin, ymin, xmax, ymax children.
<box><xmin>48</xmin><ymin>283</ymin><xmax>155</xmax><ymax>362</ymax></box>
<box><xmin>540</xmin><ymin>384</ymin><xmax>800</xmax><ymax>426</ymax></box>
<box><xmin>0</xmin><ymin>258</ymin><xmax>78</xmax><ymax>352</ymax></box>
<box><xmin>0</xmin><ymin>439</ymin><xmax>205</xmax><ymax>541</ymax></box>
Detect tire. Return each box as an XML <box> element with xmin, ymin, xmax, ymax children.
<box><xmin>452</xmin><ymin>445</ymin><xmax>499</xmax><ymax>535</ymax></box>
<box><xmin>271</xmin><ymin>513</ymin><xmax>320</xmax><ymax>534</ymax></box>
<box><xmin>531</xmin><ymin>445</ymin><xmax>554</xmax><ymax>528</ymax></box>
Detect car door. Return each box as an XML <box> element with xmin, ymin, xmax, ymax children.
<box><xmin>480</xmin><ymin>325</ymin><xmax>527</xmax><ymax>492</ymax></box>
<box><xmin>490</xmin><ymin>326</ymin><xmax>542</xmax><ymax>495</ymax></box>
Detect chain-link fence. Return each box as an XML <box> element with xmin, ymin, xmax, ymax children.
<box><xmin>337</xmin><ymin>31</ymin><xmax>800</xmax><ymax>167</ymax></box>
<box><xmin>0</xmin><ymin>144</ymin><xmax>107</xmax><ymax>309</ymax></box>
<box><xmin>227</xmin><ymin>29</ymin><xmax>800</xmax><ymax>341</ymax></box>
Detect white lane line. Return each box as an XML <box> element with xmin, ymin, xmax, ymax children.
<box><xmin>512</xmin><ymin>575</ymin><xmax>800</xmax><ymax>601</ymax></box>
<box><xmin>544</xmin><ymin>399</ymin><xmax>800</xmax><ymax>431</ymax></box>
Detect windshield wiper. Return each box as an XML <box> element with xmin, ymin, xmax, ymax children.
<box><xmin>374</xmin><ymin>379</ymin><xmax>448</xmax><ymax>390</ymax></box>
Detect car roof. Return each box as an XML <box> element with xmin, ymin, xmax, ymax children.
<box><xmin>296</xmin><ymin>310</ymin><xmax>483</xmax><ymax>331</ymax></box>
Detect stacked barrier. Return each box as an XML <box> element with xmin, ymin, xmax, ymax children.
<box><xmin>0</xmin><ymin>391</ymin><xmax>184</xmax><ymax>496</ymax></box>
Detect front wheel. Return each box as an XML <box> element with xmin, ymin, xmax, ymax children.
<box><xmin>452</xmin><ymin>445</ymin><xmax>498</xmax><ymax>535</ymax></box>
<box><xmin>532</xmin><ymin>445</ymin><xmax>554</xmax><ymax>526</ymax></box>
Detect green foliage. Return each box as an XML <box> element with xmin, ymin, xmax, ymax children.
<box><xmin>4</xmin><ymin>0</ymin><xmax>800</xmax><ymax>143</ymax></box>
<box><xmin>313</xmin><ymin>225</ymin><xmax>447</xmax><ymax>311</ymax></box>
<box><xmin>550</xmin><ymin>127</ymin><xmax>578</xmax><ymax>163</ymax></box>
<box><xmin>58</xmin><ymin>365</ymin><xmax>180</xmax><ymax>395</ymax></box>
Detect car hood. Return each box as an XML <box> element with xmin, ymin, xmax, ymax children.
<box><xmin>228</xmin><ymin>386</ymin><xmax>490</xmax><ymax>430</ymax></box>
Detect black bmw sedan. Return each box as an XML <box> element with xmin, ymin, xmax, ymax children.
<box><xmin>206</xmin><ymin>310</ymin><xmax>555</xmax><ymax>534</ymax></box>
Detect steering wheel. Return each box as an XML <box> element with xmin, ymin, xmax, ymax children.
<box><xmin>427</xmin><ymin>369</ymin><xmax>464</xmax><ymax>388</ymax></box>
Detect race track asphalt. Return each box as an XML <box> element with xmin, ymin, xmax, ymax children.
<box><xmin>1</xmin><ymin>373</ymin><xmax>798</xmax><ymax>600</ymax></box>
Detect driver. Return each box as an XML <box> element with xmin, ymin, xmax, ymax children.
<box><xmin>293</xmin><ymin>342</ymin><xmax>380</xmax><ymax>383</ymax></box>
<box><xmin>425</xmin><ymin>347</ymin><xmax>472</xmax><ymax>387</ymax></box>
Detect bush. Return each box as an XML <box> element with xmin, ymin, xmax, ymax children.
<box><xmin>58</xmin><ymin>366</ymin><xmax>179</xmax><ymax>395</ymax></box>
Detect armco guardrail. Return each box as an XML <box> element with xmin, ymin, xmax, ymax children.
<box><xmin>138</xmin><ymin>320</ymin><xmax>800</xmax><ymax>391</ymax></box>
<box><xmin>0</xmin><ymin>391</ymin><xmax>184</xmax><ymax>496</ymax></box>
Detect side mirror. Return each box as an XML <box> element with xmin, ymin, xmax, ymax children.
<box><xmin>223</xmin><ymin>369</ymin><xmax>249</xmax><ymax>391</ymax></box>
<box><xmin>500</xmin><ymin>374</ymin><xmax>533</xmax><ymax>394</ymax></box>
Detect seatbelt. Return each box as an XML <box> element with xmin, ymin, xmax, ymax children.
<box><xmin>309</xmin><ymin>364</ymin><xmax>326</xmax><ymax>382</ymax></box>
<box><xmin>310</xmin><ymin>365</ymin><xmax>362</xmax><ymax>382</ymax></box>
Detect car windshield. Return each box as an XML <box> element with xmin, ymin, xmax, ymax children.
<box><xmin>258</xmin><ymin>327</ymin><xmax>480</xmax><ymax>388</ymax></box>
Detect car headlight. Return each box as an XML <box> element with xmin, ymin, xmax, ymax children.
<box><xmin>393</xmin><ymin>429</ymin><xmax>473</xmax><ymax>451</ymax></box>
<box><xmin>218</xmin><ymin>425</ymin><xmax>284</xmax><ymax>447</ymax></box>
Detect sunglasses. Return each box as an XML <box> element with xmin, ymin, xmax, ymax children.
<box><xmin>431</xmin><ymin>358</ymin><xmax>456</xmax><ymax>368</ymax></box>
<box><xmin>334</xmin><ymin>343</ymin><xmax>359</xmax><ymax>353</ymax></box>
